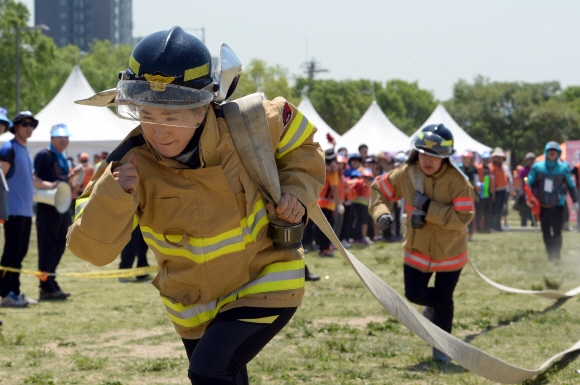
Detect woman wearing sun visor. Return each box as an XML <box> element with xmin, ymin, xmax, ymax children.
<box><xmin>67</xmin><ymin>26</ymin><xmax>325</xmax><ymax>384</ymax></box>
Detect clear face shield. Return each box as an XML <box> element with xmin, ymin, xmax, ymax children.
<box><xmin>115</xmin><ymin>78</ymin><xmax>215</xmax><ymax>128</ymax></box>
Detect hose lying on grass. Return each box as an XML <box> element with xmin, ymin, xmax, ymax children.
<box><xmin>310</xmin><ymin>205</ymin><xmax>580</xmax><ymax>384</ymax></box>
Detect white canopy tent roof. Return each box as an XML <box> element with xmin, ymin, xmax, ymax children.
<box><xmin>414</xmin><ymin>104</ymin><xmax>491</xmax><ymax>155</ymax></box>
<box><xmin>297</xmin><ymin>96</ymin><xmax>341</xmax><ymax>150</ymax></box>
<box><xmin>1</xmin><ymin>65</ymin><xmax>136</xmax><ymax>159</ymax></box>
<box><xmin>336</xmin><ymin>101</ymin><xmax>410</xmax><ymax>155</ymax></box>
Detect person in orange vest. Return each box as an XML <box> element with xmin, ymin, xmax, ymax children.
<box><xmin>490</xmin><ymin>147</ymin><xmax>508</xmax><ymax>231</ymax></box>
<box><xmin>317</xmin><ymin>149</ymin><xmax>342</xmax><ymax>257</ymax></box>
<box><xmin>334</xmin><ymin>154</ymin><xmax>353</xmax><ymax>249</ymax></box>
<box><xmin>351</xmin><ymin>168</ymin><xmax>375</xmax><ymax>245</ymax></box>
<box><xmin>70</xmin><ymin>152</ymin><xmax>95</xmax><ymax>201</ymax></box>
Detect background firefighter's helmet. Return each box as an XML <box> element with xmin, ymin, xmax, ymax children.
<box><xmin>411</xmin><ymin>124</ymin><xmax>455</xmax><ymax>158</ymax></box>
<box><xmin>122</xmin><ymin>26</ymin><xmax>214</xmax><ymax>90</ymax></box>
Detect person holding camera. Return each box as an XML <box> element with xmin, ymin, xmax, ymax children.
<box><xmin>34</xmin><ymin>124</ymin><xmax>75</xmax><ymax>301</ymax></box>
<box><xmin>370</xmin><ymin>124</ymin><xmax>474</xmax><ymax>363</ymax></box>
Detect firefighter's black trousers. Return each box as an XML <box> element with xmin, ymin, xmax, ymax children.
<box><xmin>182</xmin><ymin>306</ymin><xmax>297</xmax><ymax>385</ymax></box>
<box><xmin>403</xmin><ymin>264</ymin><xmax>462</xmax><ymax>333</ymax></box>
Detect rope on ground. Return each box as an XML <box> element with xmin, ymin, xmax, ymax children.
<box><xmin>310</xmin><ymin>206</ymin><xmax>580</xmax><ymax>384</ymax></box>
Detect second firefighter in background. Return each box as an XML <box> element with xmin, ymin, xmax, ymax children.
<box><xmin>369</xmin><ymin>124</ymin><xmax>474</xmax><ymax>363</ymax></box>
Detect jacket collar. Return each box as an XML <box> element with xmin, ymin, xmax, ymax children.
<box><xmin>198</xmin><ymin>105</ymin><xmax>219</xmax><ymax>167</ymax></box>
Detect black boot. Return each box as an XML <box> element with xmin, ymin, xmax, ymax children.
<box><xmin>305</xmin><ymin>265</ymin><xmax>320</xmax><ymax>282</ymax></box>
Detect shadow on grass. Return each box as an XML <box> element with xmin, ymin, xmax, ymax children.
<box><xmin>522</xmin><ymin>350</ymin><xmax>580</xmax><ymax>385</ymax></box>
<box><xmin>463</xmin><ymin>298</ymin><xmax>570</xmax><ymax>344</ymax></box>
<box><xmin>406</xmin><ymin>360</ymin><xmax>467</xmax><ymax>375</ymax></box>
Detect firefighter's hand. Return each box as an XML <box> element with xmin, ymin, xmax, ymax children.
<box><xmin>266</xmin><ymin>193</ymin><xmax>305</xmax><ymax>224</ymax></box>
<box><xmin>113</xmin><ymin>153</ymin><xmax>138</xmax><ymax>194</ymax></box>
<box><xmin>377</xmin><ymin>214</ymin><xmax>393</xmax><ymax>230</ymax></box>
<box><xmin>413</xmin><ymin>191</ymin><xmax>431</xmax><ymax>212</ymax></box>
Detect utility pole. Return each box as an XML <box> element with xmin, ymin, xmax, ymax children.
<box><xmin>15</xmin><ymin>23</ymin><xmax>49</xmax><ymax>112</ymax></box>
<box><xmin>300</xmin><ymin>59</ymin><xmax>328</xmax><ymax>95</ymax></box>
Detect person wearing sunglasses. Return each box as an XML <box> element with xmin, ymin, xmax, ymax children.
<box><xmin>0</xmin><ymin>111</ymin><xmax>53</xmax><ymax>307</ymax></box>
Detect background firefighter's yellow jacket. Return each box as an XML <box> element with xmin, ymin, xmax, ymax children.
<box><xmin>67</xmin><ymin>98</ymin><xmax>325</xmax><ymax>339</ymax></box>
<box><xmin>369</xmin><ymin>162</ymin><xmax>475</xmax><ymax>273</ymax></box>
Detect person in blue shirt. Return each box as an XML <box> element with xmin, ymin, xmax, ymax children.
<box><xmin>0</xmin><ymin>107</ymin><xmax>12</xmax><ymax>320</ymax></box>
<box><xmin>0</xmin><ymin>111</ymin><xmax>54</xmax><ymax>307</ymax></box>
<box><xmin>527</xmin><ymin>141</ymin><xmax>578</xmax><ymax>260</ymax></box>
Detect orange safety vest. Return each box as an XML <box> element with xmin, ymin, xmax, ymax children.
<box><xmin>318</xmin><ymin>172</ymin><xmax>338</xmax><ymax>210</ymax></box>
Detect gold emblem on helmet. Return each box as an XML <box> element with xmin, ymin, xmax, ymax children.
<box><xmin>144</xmin><ymin>74</ymin><xmax>176</xmax><ymax>91</ymax></box>
<box><xmin>424</xmin><ymin>139</ymin><xmax>437</xmax><ymax>149</ymax></box>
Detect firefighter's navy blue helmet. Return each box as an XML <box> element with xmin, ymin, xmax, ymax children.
<box><xmin>122</xmin><ymin>26</ymin><xmax>214</xmax><ymax>90</ymax></box>
<box><xmin>115</xmin><ymin>27</ymin><xmax>216</xmax><ymax>115</ymax></box>
<box><xmin>412</xmin><ymin>124</ymin><xmax>455</xmax><ymax>158</ymax></box>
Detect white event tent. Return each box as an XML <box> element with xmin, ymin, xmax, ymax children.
<box><xmin>297</xmin><ymin>96</ymin><xmax>341</xmax><ymax>149</ymax></box>
<box><xmin>1</xmin><ymin>65</ymin><xmax>136</xmax><ymax>159</ymax></box>
<box><xmin>414</xmin><ymin>104</ymin><xmax>491</xmax><ymax>155</ymax></box>
<box><xmin>336</xmin><ymin>101</ymin><xmax>410</xmax><ymax>155</ymax></box>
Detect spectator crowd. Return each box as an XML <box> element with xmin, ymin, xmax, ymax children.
<box><xmin>0</xmin><ymin>108</ymin><xmax>149</xmax><ymax>326</ymax></box>
<box><xmin>304</xmin><ymin>139</ymin><xmax>579</xmax><ymax>264</ymax></box>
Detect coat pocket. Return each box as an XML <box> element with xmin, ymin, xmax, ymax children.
<box><xmin>431</xmin><ymin>229</ymin><xmax>466</xmax><ymax>260</ymax></box>
<box><xmin>152</xmin><ymin>262</ymin><xmax>201</xmax><ymax>306</ymax></box>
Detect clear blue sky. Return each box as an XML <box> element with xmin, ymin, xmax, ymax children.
<box><xmin>21</xmin><ymin>0</ymin><xmax>580</xmax><ymax>101</ymax></box>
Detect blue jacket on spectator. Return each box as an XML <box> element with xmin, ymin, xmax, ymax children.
<box><xmin>527</xmin><ymin>141</ymin><xmax>577</xmax><ymax>207</ymax></box>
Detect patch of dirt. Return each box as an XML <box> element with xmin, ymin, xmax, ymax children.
<box><xmin>44</xmin><ymin>326</ymin><xmax>185</xmax><ymax>358</ymax></box>
<box><xmin>311</xmin><ymin>315</ymin><xmax>387</xmax><ymax>328</ymax></box>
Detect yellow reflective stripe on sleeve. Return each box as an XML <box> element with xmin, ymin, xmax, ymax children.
<box><xmin>238</xmin><ymin>315</ymin><xmax>279</xmax><ymax>324</ymax></box>
<box><xmin>276</xmin><ymin>111</ymin><xmax>315</xmax><ymax>159</ymax></box>
<box><xmin>141</xmin><ymin>199</ymin><xmax>268</xmax><ymax>264</ymax></box>
<box><xmin>74</xmin><ymin>197</ymin><xmax>90</xmax><ymax>220</ymax></box>
<box><xmin>161</xmin><ymin>259</ymin><xmax>305</xmax><ymax>328</ymax></box>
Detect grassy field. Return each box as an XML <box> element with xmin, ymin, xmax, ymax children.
<box><xmin>1</xmin><ymin>221</ymin><xmax>580</xmax><ymax>385</ymax></box>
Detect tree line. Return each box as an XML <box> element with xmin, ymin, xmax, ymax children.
<box><xmin>2</xmin><ymin>0</ymin><xmax>580</xmax><ymax>168</ymax></box>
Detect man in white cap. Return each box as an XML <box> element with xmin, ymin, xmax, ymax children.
<box><xmin>33</xmin><ymin>123</ymin><xmax>74</xmax><ymax>300</ymax></box>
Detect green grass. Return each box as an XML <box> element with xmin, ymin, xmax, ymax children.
<box><xmin>0</xmin><ymin>214</ymin><xmax>579</xmax><ymax>384</ymax></box>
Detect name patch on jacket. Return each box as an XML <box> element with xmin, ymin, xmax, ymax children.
<box><xmin>282</xmin><ymin>102</ymin><xmax>293</xmax><ymax>127</ymax></box>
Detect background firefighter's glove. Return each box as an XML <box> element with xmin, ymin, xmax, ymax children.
<box><xmin>413</xmin><ymin>191</ymin><xmax>431</xmax><ymax>212</ymax></box>
<box><xmin>377</xmin><ymin>214</ymin><xmax>394</xmax><ymax>230</ymax></box>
